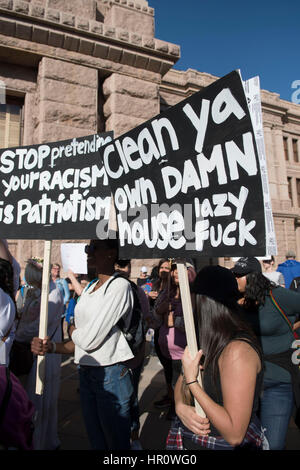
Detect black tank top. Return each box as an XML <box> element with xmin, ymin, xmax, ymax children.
<box><xmin>201</xmin><ymin>334</ymin><xmax>264</xmax><ymax>437</ymax></box>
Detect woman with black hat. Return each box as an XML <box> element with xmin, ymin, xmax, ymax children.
<box><xmin>231</xmin><ymin>257</ymin><xmax>300</xmax><ymax>450</ymax></box>
<box><xmin>167</xmin><ymin>265</ymin><xmax>267</xmax><ymax>450</ymax></box>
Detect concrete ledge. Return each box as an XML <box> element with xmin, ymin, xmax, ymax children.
<box><xmin>0</xmin><ymin>2</ymin><xmax>180</xmax><ymax>61</ymax></box>
<box><xmin>99</xmin><ymin>0</ymin><xmax>154</xmax><ymax>16</ymax></box>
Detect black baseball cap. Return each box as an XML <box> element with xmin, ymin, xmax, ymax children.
<box><xmin>231</xmin><ymin>257</ymin><xmax>262</xmax><ymax>277</ymax></box>
<box><xmin>192</xmin><ymin>265</ymin><xmax>241</xmax><ymax>308</ymax></box>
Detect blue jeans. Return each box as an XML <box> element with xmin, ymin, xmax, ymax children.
<box><xmin>79</xmin><ymin>363</ymin><xmax>134</xmax><ymax>450</ymax></box>
<box><xmin>259</xmin><ymin>380</ymin><xmax>294</xmax><ymax>450</ymax></box>
<box><xmin>130</xmin><ymin>361</ymin><xmax>144</xmax><ymax>432</ymax></box>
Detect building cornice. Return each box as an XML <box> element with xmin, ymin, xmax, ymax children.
<box><xmin>0</xmin><ymin>0</ymin><xmax>180</xmax><ymax>76</ymax></box>
<box><xmin>160</xmin><ymin>68</ymin><xmax>218</xmax><ymax>99</ymax></box>
<box><xmin>273</xmin><ymin>211</ymin><xmax>300</xmax><ymax>219</ymax></box>
<box><xmin>98</xmin><ymin>0</ymin><xmax>154</xmax><ymax>17</ymax></box>
<box><xmin>161</xmin><ymin>69</ymin><xmax>300</xmax><ymax>124</ymax></box>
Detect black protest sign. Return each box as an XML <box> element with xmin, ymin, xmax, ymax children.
<box><xmin>0</xmin><ymin>133</ymin><xmax>113</xmax><ymax>239</ymax></box>
<box><xmin>100</xmin><ymin>71</ymin><xmax>267</xmax><ymax>259</ymax></box>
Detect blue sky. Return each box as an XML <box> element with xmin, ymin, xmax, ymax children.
<box><xmin>150</xmin><ymin>0</ymin><xmax>299</xmax><ymax>103</ymax></box>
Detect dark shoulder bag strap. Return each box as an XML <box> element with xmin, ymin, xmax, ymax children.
<box><xmin>104</xmin><ymin>273</ymin><xmax>121</xmax><ymax>294</ymax></box>
<box><xmin>269</xmin><ymin>289</ymin><xmax>299</xmax><ymax>339</ymax></box>
<box><xmin>103</xmin><ymin>274</ymin><xmax>132</xmax><ymax>329</ymax></box>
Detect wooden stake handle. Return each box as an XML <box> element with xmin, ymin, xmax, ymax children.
<box><xmin>176</xmin><ymin>259</ymin><xmax>206</xmax><ymax>417</ymax></box>
<box><xmin>35</xmin><ymin>240</ymin><xmax>52</xmax><ymax>395</ymax></box>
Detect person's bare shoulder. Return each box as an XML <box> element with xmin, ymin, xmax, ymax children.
<box><xmin>219</xmin><ymin>340</ymin><xmax>261</xmax><ymax>372</ymax></box>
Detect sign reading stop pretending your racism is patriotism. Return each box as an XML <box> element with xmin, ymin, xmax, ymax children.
<box><xmin>0</xmin><ymin>132</ymin><xmax>113</xmax><ymax>239</ymax></box>
<box><xmin>0</xmin><ymin>132</ymin><xmax>113</xmax><ymax>395</ymax></box>
<box><xmin>100</xmin><ymin>70</ymin><xmax>277</xmax><ymax>260</ymax></box>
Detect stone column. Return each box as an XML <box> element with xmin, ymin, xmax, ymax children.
<box><xmin>102</xmin><ymin>73</ymin><xmax>159</xmax><ymax>137</ymax></box>
<box><xmin>263</xmin><ymin>124</ymin><xmax>279</xmax><ymax>203</ymax></box>
<box><xmin>287</xmin><ymin>136</ymin><xmax>293</xmax><ymax>163</ymax></box>
<box><xmin>274</xmin><ymin>217</ymin><xmax>288</xmax><ymax>261</ymax></box>
<box><xmin>291</xmin><ymin>177</ymin><xmax>298</xmax><ymax>209</ymax></box>
<box><xmin>23</xmin><ymin>92</ymin><xmax>37</xmax><ymax>146</ymax></box>
<box><xmin>285</xmin><ymin>217</ymin><xmax>297</xmax><ymax>255</ymax></box>
<box><xmin>272</xmin><ymin>125</ymin><xmax>291</xmax><ymax>211</ymax></box>
<box><xmin>35</xmin><ymin>57</ymin><xmax>98</xmax><ymax>143</ymax></box>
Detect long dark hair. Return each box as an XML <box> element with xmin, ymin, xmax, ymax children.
<box><xmin>197</xmin><ymin>295</ymin><xmax>258</xmax><ymax>382</ymax></box>
<box><xmin>152</xmin><ymin>258</ymin><xmax>170</xmax><ymax>292</ymax></box>
<box><xmin>182</xmin><ymin>294</ymin><xmax>259</xmax><ymax>405</ymax></box>
<box><xmin>0</xmin><ymin>258</ymin><xmax>15</xmax><ymax>304</ymax></box>
<box><xmin>243</xmin><ymin>271</ymin><xmax>276</xmax><ymax>311</ymax></box>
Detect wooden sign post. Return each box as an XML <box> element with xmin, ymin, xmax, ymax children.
<box><xmin>35</xmin><ymin>240</ymin><xmax>52</xmax><ymax>395</ymax></box>
<box><xmin>176</xmin><ymin>259</ymin><xmax>206</xmax><ymax>418</ymax></box>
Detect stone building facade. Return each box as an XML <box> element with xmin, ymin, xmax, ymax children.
<box><xmin>0</xmin><ymin>0</ymin><xmax>299</xmax><ymax>278</ymax></box>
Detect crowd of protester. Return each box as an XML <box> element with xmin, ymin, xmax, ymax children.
<box><xmin>1</xmin><ymin>237</ymin><xmax>300</xmax><ymax>451</ymax></box>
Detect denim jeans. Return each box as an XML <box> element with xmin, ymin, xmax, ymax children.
<box><xmin>79</xmin><ymin>363</ymin><xmax>134</xmax><ymax>450</ymax></box>
<box><xmin>259</xmin><ymin>380</ymin><xmax>294</xmax><ymax>450</ymax></box>
<box><xmin>130</xmin><ymin>361</ymin><xmax>144</xmax><ymax>432</ymax></box>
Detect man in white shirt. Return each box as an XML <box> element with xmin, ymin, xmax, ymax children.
<box><xmin>31</xmin><ymin>238</ymin><xmax>135</xmax><ymax>451</ymax></box>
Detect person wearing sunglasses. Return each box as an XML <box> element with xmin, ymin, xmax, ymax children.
<box><xmin>31</xmin><ymin>236</ymin><xmax>135</xmax><ymax>451</ymax></box>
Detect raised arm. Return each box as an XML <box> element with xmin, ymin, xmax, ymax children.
<box><xmin>67</xmin><ymin>270</ymin><xmax>84</xmax><ymax>296</ymax></box>
<box><xmin>61</xmin><ymin>278</ymin><xmax>70</xmax><ymax>304</ymax></box>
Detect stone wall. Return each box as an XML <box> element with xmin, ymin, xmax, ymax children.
<box><xmin>103</xmin><ymin>73</ymin><xmax>159</xmax><ymax>136</ymax></box>
<box><xmin>0</xmin><ymin>0</ymin><xmax>180</xmax><ymax>275</ymax></box>
<box><xmin>1</xmin><ymin>0</ymin><xmax>300</xmax><ymax>273</ymax></box>
<box><xmin>35</xmin><ymin>57</ymin><xmax>98</xmax><ymax>142</ymax></box>
<box><xmin>103</xmin><ymin>0</ymin><xmax>154</xmax><ymax>38</ymax></box>
<box><xmin>0</xmin><ymin>0</ymin><xmax>179</xmax><ymax>76</ymax></box>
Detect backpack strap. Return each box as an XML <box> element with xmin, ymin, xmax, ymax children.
<box><xmin>104</xmin><ymin>273</ymin><xmax>122</xmax><ymax>294</ymax></box>
<box><xmin>85</xmin><ymin>278</ymin><xmax>99</xmax><ymax>292</ymax></box>
<box><xmin>0</xmin><ymin>367</ymin><xmax>12</xmax><ymax>427</ymax></box>
<box><xmin>103</xmin><ymin>274</ymin><xmax>134</xmax><ymax>328</ymax></box>
<box><xmin>269</xmin><ymin>289</ymin><xmax>299</xmax><ymax>339</ymax></box>
<box><xmin>103</xmin><ymin>273</ymin><xmax>134</xmax><ymax>298</ymax></box>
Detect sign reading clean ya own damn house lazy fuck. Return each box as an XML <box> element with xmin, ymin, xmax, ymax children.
<box><xmin>100</xmin><ymin>71</ymin><xmax>273</xmax><ymax>259</ymax></box>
